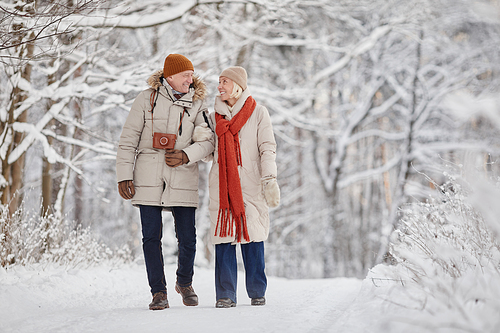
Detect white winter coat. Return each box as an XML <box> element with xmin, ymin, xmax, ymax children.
<box><xmin>116</xmin><ymin>70</ymin><xmax>214</xmax><ymax>208</ymax></box>
<box><xmin>208</xmin><ymin>89</ymin><xmax>277</xmax><ymax>244</ymax></box>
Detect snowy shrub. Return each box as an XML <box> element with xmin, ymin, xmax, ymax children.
<box><xmin>387</xmin><ymin>173</ymin><xmax>500</xmax><ymax>332</ymax></box>
<box><xmin>0</xmin><ymin>202</ymin><xmax>132</xmax><ymax>268</ymax></box>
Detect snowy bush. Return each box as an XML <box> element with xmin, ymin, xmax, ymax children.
<box><xmin>0</xmin><ymin>202</ymin><xmax>132</xmax><ymax>268</ymax></box>
<box><xmin>386</xmin><ymin>172</ymin><xmax>500</xmax><ymax>332</ymax></box>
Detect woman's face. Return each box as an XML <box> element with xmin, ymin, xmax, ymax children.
<box><xmin>218</xmin><ymin>76</ymin><xmax>234</xmax><ymax>102</ymax></box>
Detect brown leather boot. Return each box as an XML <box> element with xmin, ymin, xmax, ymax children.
<box><xmin>175</xmin><ymin>282</ymin><xmax>199</xmax><ymax>306</ymax></box>
<box><xmin>251</xmin><ymin>297</ymin><xmax>266</xmax><ymax>306</ymax></box>
<box><xmin>149</xmin><ymin>291</ymin><xmax>169</xmax><ymax>310</ymax></box>
<box><xmin>216</xmin><ymin>298</ymin><xmax>236</xmax><ymax>308</ymax></box>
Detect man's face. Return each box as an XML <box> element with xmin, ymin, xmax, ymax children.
<box><xmin>167</xmin><ymin>70</ymin><xmax>194</xmax><ymax>93</ymax></box>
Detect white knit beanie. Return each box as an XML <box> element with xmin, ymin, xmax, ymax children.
<box><xmin>220</xmin><ymin>66</ymin><xmax>247</xmax><ymax>90</ymax></box>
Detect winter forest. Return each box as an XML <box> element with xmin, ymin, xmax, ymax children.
<box><xmin>2</xmin><ymin>0</ymin><xmax>500</xmax><ymax>327</ymax></box>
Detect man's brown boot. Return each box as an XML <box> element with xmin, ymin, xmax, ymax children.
<box><xmin>149</xmin><ymin>291</ymin><xmax>169</xmax><ymax>310</ymax></box>
<box><xmin>175</xmin><ymin>282</ymin><xmax>199</xmax><ymax>306</ymax></box>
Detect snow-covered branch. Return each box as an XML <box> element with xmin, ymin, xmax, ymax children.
<box><xmin>73</xmin><ymin>0</ymin><xmax>267</xmax><ymax>29</ymax></box>
<box><xmin>9</xmin><ymin>122</ymin><xmax>84</xmax><ymax>179</ymax></box>
<box><xmin>312</xmin><ymin>25</ymin><xmax>392</xmax><ymax>85</ymax></box>
<box><xmin>41</xmin><ymin>130</ymin><xmax>116</xmax><ymax>157</ymax></box>
<box><xmin>347</xmin><ymin>129</ymin><xmax>406</xmax><ymax>144</ymax></box>
<box><xmin>338</xmin><ymin>154</ymin><xmax>402</xmax><ymax>189</ymax></box>
<box><xmin>321</xmin><ymin>79</ymin><xmax>385</xmax><ymax>193</ymax></box>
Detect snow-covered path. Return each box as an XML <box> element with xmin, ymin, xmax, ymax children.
<box><xmin>1</xmin><ymin>263</ymin><xmax>417</xmax><ymax>333</ymax></box>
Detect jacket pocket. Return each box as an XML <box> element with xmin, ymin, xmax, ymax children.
<box><xmin>241</xmin><ymin>162</ymin><xmax>262</xmax><ymax>198</ymax></box>
<box><xmin>134</xmin><ymin>153</ymin><xmax>161</xmax><ymax>186</ymax></box>
<box><xmin>170</xmin><ymin>163</ymin><xmax>199</xmax><ymax>190</ymax></box>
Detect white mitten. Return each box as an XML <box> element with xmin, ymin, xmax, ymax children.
<box><xmin>192</xmin><ymin>123</ymin><xmax>213</xmax><ymax>142</ymax></box>
<box><xmin>262</xmin><ymin>177</ymin><xmax>280</xmax><ymax>208</ymax></box>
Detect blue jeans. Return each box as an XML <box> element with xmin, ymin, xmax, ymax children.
<box><xmin>139</xmin><ymin>205</ymin><xmax>196</xmax><ymax>295</ymax></box>
<box><xmin>215</xmin><ymin>242</ymin><xmax>267</xmax><ymax>303</ymax></box>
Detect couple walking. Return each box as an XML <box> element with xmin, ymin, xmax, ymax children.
<box><xmin>116</xmin><ymin>54</ymin><xmax>280</xmax><ymax>310</ymax></box>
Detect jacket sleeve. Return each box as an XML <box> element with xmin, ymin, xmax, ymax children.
<box><xmin>257</xmin><ymin>105</ymin><xmax>277</xmax><ymax>179</ymax></box>
<box><xmin>199</xmin><ymin>111</ymin><xmax>217</xmax><ymax>163</ymax></box>
<box><xmin>116</xmin><ymin>91</ymin><xmax>148</xmax><ymax>182</ymax></box>
<box><xmin>182</xmin><ymin>100</ymin><xmax>215</xmax><ymax>164</ymax></box>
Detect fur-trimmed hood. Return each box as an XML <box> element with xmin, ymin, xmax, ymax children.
<box><xmin>147</xmin><ymin>70</ymin><xmax>207</xmax><ymax>102</ymax></box>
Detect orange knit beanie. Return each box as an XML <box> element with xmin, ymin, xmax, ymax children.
<box><xmin>163</xmin><ymin>54</ymin><xmax>194</xmax><ymax>78</ymax></box>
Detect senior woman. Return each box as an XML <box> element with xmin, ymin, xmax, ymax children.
<box><xmin>205</xmin><ymin>66</ymin><xmax>280</xmax><ymax>308</ymax></box>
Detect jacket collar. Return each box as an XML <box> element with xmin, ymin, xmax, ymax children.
<box><xmin>161</xmin><ymin>79</ymin><xmax>194</xmax><ymax>108</ymax></box>
<box><xmin>147</xmin><ymin>69</ymin><xmax>207</xmax><ymax>108</ymax></box>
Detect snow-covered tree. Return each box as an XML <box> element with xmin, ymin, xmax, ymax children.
<box><xmin>2</xmin><ymin>0</ymin><xmax>499</xmax><ymax>277</ymax></box>
<box><xmin>0</xmin><ymin>0</ymin><xmax>104</xmax><ymax>215</ymax></box>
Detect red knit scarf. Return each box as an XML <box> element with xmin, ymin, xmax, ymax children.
<box><xmin>214</xmin><ymin>96</ymin><xmax>256</xmax><ymax>242</ymax></box>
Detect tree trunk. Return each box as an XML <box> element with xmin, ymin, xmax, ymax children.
<box><xmin>73</xmin><ymin>98</ymin><xmax>83</xmax><ymax>226</ymax></box>
<box><xmin>41</xmin><ymin>136</ymin><xmax>53</xmax><ymax>216</ymax></box>
<box><xmin>375</xmin><ymin>30</ymin><xmax>423</xmax><ymax>264</ymax></box>
<box><xmin>1</xmin><ymin>30</ymin><xmax>34</xmax><ymax>216</ymax></box>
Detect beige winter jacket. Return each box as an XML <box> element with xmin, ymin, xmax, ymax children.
<box><xmin>208</xmin><ymin>89</ymin><xmax>277</xmax><ymax>244</ymax></box>
<box><xmin>116</xmin><ymin>70</ymin><xmax>214</xmax><ymax>208</ymax></box>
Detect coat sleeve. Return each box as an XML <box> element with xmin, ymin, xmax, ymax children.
<box><xmin>182</xmin><ymin>100</ymin><xmax>215</xmax><ymax>164</ymax></box>
<box><xmin>199</xmin><ymin>111</ymin><xmax>217</xmax><ymax>163</ymax></box>
<box><xmin>116</xmin><ymin>91</ymin><xmax>148</xmax><ymax>182</ymax></box>
<box><xmin>257</xmin><ymin>105</ymin><xmax>277</xmax><ymax>179</ymax></box>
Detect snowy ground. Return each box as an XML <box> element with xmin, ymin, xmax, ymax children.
<box><xmin>0</xmin><ymin>262</ymin><xmax>426</xmax><ymax>333</ymax></box>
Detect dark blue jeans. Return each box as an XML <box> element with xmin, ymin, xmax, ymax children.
<box><xmin>139</xmin><ymin>205</ymin><xmax>196</xmax><ymax>295</ymax></box>
<box><xmin>215</xmin><ymin>242</ymin><xmax>267</xmax><ymax>303</ymax></box>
